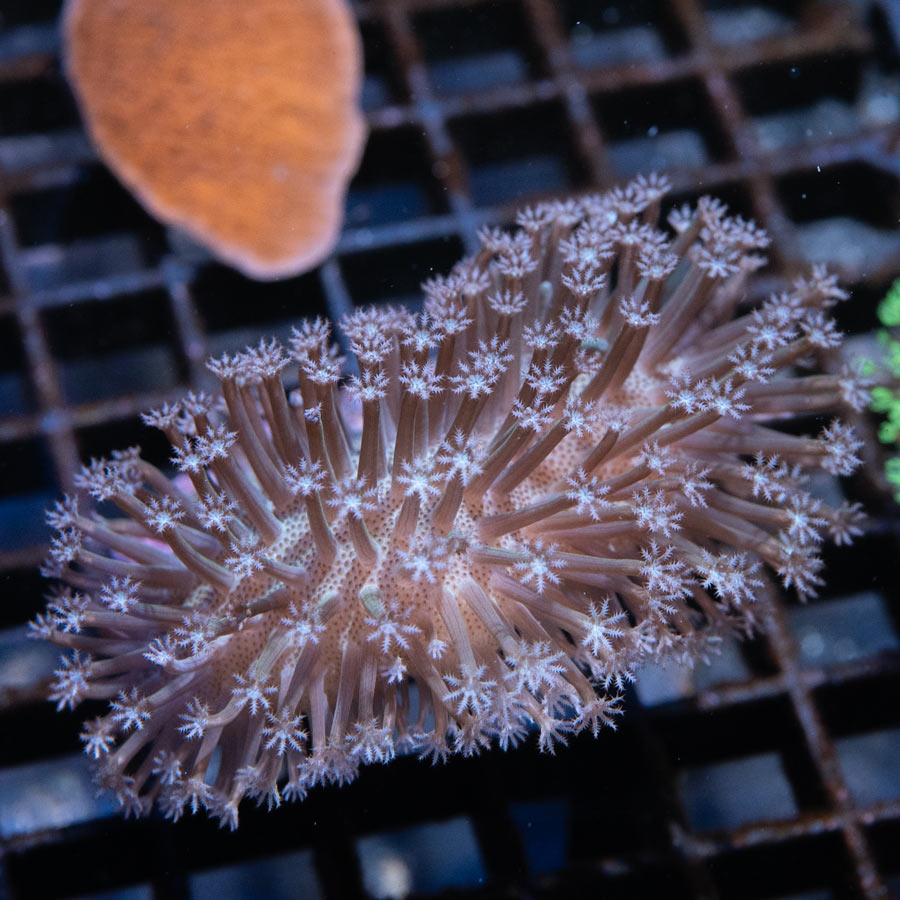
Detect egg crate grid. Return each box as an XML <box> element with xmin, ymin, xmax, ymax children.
<box><xmin>0</xmin><ymin>0</ymin><xmax>899</xmax><ymax>898</ymax></box>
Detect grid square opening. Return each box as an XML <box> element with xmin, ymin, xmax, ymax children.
<box><xmin>190</xmin><ymin>849</ymin><xmax>321</xmax><ymax>900</ymax></box>
<box><xmin>0</xmin><ymin>69</ymin><xmax>80</xmax><ymax>138</ymax></box>
<box><xmin>357</xmin><ymin>817</ymin><xmax>486</xmax><ymax>898</ymax></box>
<box><xmin>557</xmin><ymin>726</ymin><xmax>680</xmax><ymax>861</ymax></box>
<box><xmin>814</xmin><ymin>673</ymin><xmax>900</xmax><ymax>808</ymax></box>
<box><xmin>735</xmin><ymin>53</ymin><xmax>869</xmax><ymax>152</ymax></box>
<box><xmin>0</xmin><ymin>618</ymin><xmax>56</xmax><ymax>696</ymax></box>
<box><xmin>789</xmin><ymin>590</ymin><xmax>898</xmax><ymax>669</ymax></box>
<box><xmin>701</xmin><ymin>0</ymin><xmax>805</xmax><ymax>47</ymax></box>
<box><xmin>0</xmin><ymin>313</ymin><xmax>34</xmax><ymax>415</ymax></box>
<box><xmin>560</xmin><ymin>0</ymin><xmax>687</xmax><ymax>67</ymax></box>
<box><xmin>22</xmin><ymin>234</ymin><xmax>155</xmax><ymax>294</ymax></box>
<box><xmin>345</xmin><ymin>126</ymin><xmax>449</xmax><ymax>229</ymax></box>
<box><xmin>815</xmin><ymin>672</ymin><xmax>900</xmax><ymax>739</ymax></box>
<box><xmin>0</xmin><ymin>435</ymin><xmax>57</xmax><ymax>548</ymax></box>
<box><xmin>680</xmin><ymin>752</ymin><xmax>799</xmax><ymax>831</ymax></box>
<box><xmin>75</xmin><ymin>416</ymin><xmax>174</xmax><ymax>475</ymax></box>
<box><xmin>449</xmin><ymin>101</ymin><xmax>588</xmax><ymax>207</ymax></box>
<box><xmin>509</xmin><ymin>798</ymin><xmax>568</xmax><ymax>875</ymax></box>
<box><xmin>593</xmin><ymin>79</ymin><xmax>733</xmax><ymax>175</ymax></box>
<box><xmin>661</xmin><ymin>697</ymin><xmax>828</xmax><ymax>817</ymax></box>
<box><xmin>709</xmin><ymin>834</ymin><xmax>855</xmax><ymax>899</ymax></box>
<box><xmin>192</xmin><ymin>264</ymin><xmax>327</xmax><ymax>366</ymax></box>
<box><xmin>681</xmin><ymin>629</ymin><xmax>785</xmax><ymax>694</ymax></box>
<box><xmin>778</xmin><ymin>163</ymin><xmax>899</xmax><ymax>228</ymax></box>
<box><xmin>412</xmin><ymin>0</ymin><xmax>542</xmax><ymax>96</ymax></box>
<box><xmin>0</xmin><ymin>686</ymin><xmax>87</xmax><ymax>770</ymax></box>
<box><xmin>192</xmin><ymin>264</ymin><xmax>328</xmax><ymax>357</ymax></box>
<box><xmin>5</xmin><ymin>819</ymin><xmax>164</xmax><ymax>899</ymax></box>
<box><xmin>868</xmin><ymin>820</ymin><xmax>900</xmax><ymax>887</ymax></box>
<box><xmin>816</xmin><ymin>533</ymin><xmax>898</xmax><ymax>600</ymax></box>
<box><xmin>776</xmin><ymin>163</ymin><xmax>900</xmax><ymax>273</ymax></box>
<box><xmin>43</xmin><ymin>289</ymin><xmax>183</xmax><ymax>405</ymax></box>
<box><xmin>555</xmin><ymin>860</ymin><xmax>694</xmax><ymax>899</ymax></box>
<box><xmin>736</xmin><ymin>54</ymin><xmax>864</xmax><ymax>119</ymax></box>
<box><xmin>0</xmin><ymin>567</ymin><xmax>45</xmax><ymax>630</ymax></box>
<box><xmin>64</xmin><ymin>884</ymin><xmax>152</xmax><ymax>900</ymax></box>
<box><xmin>0</xmin><ymin>753</ymin><xmax>119</xmax><ymax>842</ymax></box>
<box><xmin>834</xmin><ymin>727</ymin><xmax>900</xmax><ymax>806</ymax></box>
<box><xmin>0</xmin><ymin>0</ymin><xmax>61</xmax><ymax>26</ymax></box>
<box><xmin>822</xmin><ymin>277</ymin><xmax>888</xmax><ymax>341</ymax></box>
<box><xmin>193</xmin><ymin>266</ymin><xmax>327</xmax><ymax>332</ymax></box>
<box><xmin>9</xmin><ymin>166</ymin><xmax>168</xmax><ymax>264</ymax></box>
<box><xmin>340</xmin><ymin>237</ymin><xmax>465</xmax><ymax>310</ymax></box>
<box><xmin>360</xmin><ymin>20</ymin><xmax>408</xmax><ymax>110</ymax></box>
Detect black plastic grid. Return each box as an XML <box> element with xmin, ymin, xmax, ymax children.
<box><xmin>1</xmin><ymin>0</ymin><xmax>899</xmax><ymax>898</ymax></box>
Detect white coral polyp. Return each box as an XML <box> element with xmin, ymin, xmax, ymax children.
<box><xmin>36</xmin><ymin>175</ymin><xmax>867</xmax><ymax>826</ymax></box>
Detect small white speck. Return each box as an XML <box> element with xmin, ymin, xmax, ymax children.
<box><xmin>648</xmin><ymin>125</ymin><xmax>659</xmax><ymax>137</ymax></box>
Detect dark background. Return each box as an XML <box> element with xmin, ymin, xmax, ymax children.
<box><xmin>0</xmin><ymin>0</ymin><xmax>899</xmax><ymax>898</ymax></box>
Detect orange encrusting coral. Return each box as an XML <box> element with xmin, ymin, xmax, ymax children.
<box><xmin>63</xmin><ymin>0</ymin><xmax>366</xmax><ymax>279</ymax></box>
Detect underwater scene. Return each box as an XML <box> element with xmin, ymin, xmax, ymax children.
<box><xmin>0</xmin><ymin>1</ymin><xmax>899</xmax><ymax>898</ymax></box>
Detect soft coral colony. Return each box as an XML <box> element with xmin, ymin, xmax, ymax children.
<box><xmin>35</xmin><ymin>174</ymin><xmax>869</xmax><ymax>827</ymax></box>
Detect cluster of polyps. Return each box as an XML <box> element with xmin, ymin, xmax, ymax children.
<box><xmin>36</xmin><ymin>174</ymin><xmax>869</xmax><ymax>826</ymax></box>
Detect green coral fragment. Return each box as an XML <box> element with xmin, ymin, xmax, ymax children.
<box><xmin>878</xmin><ymin>277</ymin><xmax>900</xmax><ymax>328</ymax></box>
<box><xmin>887</xmin><ymin>458</ymin><xmax>900</xmax><ymax>484</ymax></box>
<box><xmin>870</xmin><ymin>385</ymin><xmax>895</xmax><ymax>414</ymax></box>
<box><xmin>871</xmin><ymin>277</ymin><xmax>900</xmax><ymax>501</ymax></box>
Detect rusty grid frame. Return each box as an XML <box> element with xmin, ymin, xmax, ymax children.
<box><xmin>0</xmin><ymin>0</ymin><xmax>899</xmax><ymax>897</ymax></box>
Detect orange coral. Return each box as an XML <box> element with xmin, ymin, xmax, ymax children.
<box><xmin>63</xmin><ymin>0</ymin><xmax>366</xmax><ymax>279</ymax></box>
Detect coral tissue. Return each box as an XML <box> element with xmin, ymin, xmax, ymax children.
<box><xmin>63</xmin><ymin>0</ymin><xmax>366</xmax><ymax>279</ymax></box>
<box><xmin>36</xmin><ymin>176</ymin><xmax>868</xmax><ymax>827</ymax></box>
